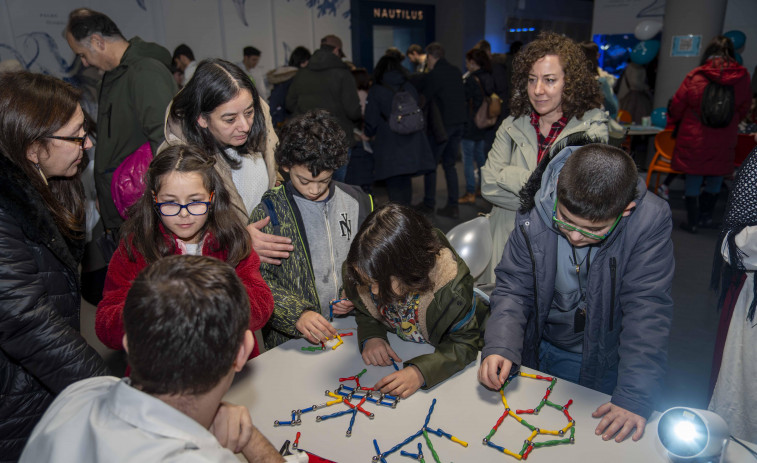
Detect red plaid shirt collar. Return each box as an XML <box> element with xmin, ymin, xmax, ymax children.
<box><xmin>530</xmin><ymin>112</ymin><xmax>568</xmax><ymax>163</ymax></box>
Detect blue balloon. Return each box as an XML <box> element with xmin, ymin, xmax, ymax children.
<box><xmin>630</xmin><ymin>40</ymin><xmax>660</xmax><ymax>65</ymax></box>
<box><xmin>735</xmin><ymin>52</ymin><xmax>743</xmax><ymax>65</ymax></box>
<box><xmin>724</xmin><ymin>30</ymin><xmax>746</xmax><ymax>50</ymax></box>
<box><xmin>651</xmin><ymin>107</ymin><xmax>667</xmax><ymax>128</ymax></box>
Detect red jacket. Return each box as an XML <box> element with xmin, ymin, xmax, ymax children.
<box><xmin>96</xmin><ymin>232</ymin><xmax>274</xmax><ymax>358</ymax></box>
<box><xmin>669</xmin><ymin>58</ymin><xmax>751</xmax><ymax>176</ymax></box>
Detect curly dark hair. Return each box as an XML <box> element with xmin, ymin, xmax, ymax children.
<box><xmin>510</xmin><ymin>31</ymin><xmax>601</xmax><ymax>121</ymax></box>
<box><xmin>275</xmin><ymin>109</ymin><xmax>349</xmax><ymax>176</ymax></box>
<box><xmin>344</xmin><ymin>203</ymin><xmax>443</xmax><ymax>307</ymax></box>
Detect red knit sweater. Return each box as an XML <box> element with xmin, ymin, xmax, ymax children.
<box><xmin>96</xmin><ymin>232</ymin><xmax>273</xmax><ymax>358</ymax></box>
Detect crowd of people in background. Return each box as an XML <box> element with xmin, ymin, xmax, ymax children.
<box><xmin>2</xmin><ymin>5</ymin><xmax>757</xmax><ymax>462</ymax></box>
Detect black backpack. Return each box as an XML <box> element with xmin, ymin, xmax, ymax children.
<box><xmin>383</xmin><ymin>83</ymin><xmax>425</xmax><ymax>134</ymax></box>
<box><xmin>700</xmin><ymin>76</ymin><xmax>735</xmax><ymax>128</ymax></box>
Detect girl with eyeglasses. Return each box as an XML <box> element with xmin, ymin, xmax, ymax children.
<box><xmin>96</xmin><ymin>145</ymin><xmax>273</xmax><ymax>361</ymax></box>
<box><xmin>0</xmin><ymin>71</ymin><xmax>109</xmax><ymax>458</ymax></box>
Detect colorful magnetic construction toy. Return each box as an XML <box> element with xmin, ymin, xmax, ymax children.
<box><xmin>371</xmin><ymin>398</ymin><xmax>468</xmax><ymax>463</ymax></box>
<box><xmin>300</xmin><ymin>331</ymin><xmax>354</xmax><ymax>352</ymax></box>
<box><xmin>482</xmin><ymin>371</ymin><xmax>576</xmax><ymax>460</ymax></box>
<box><xmin>273</xmin><ymin>369</ymin><xmax>400</xmax><ymax>437</ymax></box>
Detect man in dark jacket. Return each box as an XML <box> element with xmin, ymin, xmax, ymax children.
<box><xmin>65</xmin><ymin>8</ymin><xmax>177</xmax><ymax>236</ymax></box>
<box><xmin>285</xmin><ymin>34</ymin><xmax>361</xmax><ymax>182</ymax></box>
<box><xmin>479</xmin><ymin>144</ymin><xmax>674</xmax><ymax>444</ymax></box>
<box><xmin>414</xmin><ymin>42</ymin><xmax>466</xmax><ymax>218</ymax></box>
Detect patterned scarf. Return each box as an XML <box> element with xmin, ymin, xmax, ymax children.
<box><xmin>530</xmin><ymin>112</ymin><xmax>568</xmax><ymax>163</ymax></box>
<box><xmin>712</xmin><ymin>146</ymin><xmax>757</xmax><ymax>321</ymax></box>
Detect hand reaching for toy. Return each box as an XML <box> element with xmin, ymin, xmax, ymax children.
<box><xmin>362</xmin><ymin>338</ymin><xmax>401</xmax><ymax>366</ymax></box>
<box><xmin>478</xmin><ymin>354</ymin><xmax>513</xmax><ymax>390</ymax></box>
<box><xmin>375</xmin><ymin>365</ymin><xmax>424</xmax><ymax>399</ymax></box>
<box><xmin>295</xmin><ymin>310</ymin><xmax>337</xmax><ymax>344</ymax></box>
<box><xmin>592</xmin><ymin>402</ymin><xmax>647</xmax><ymax>442</ymax></box>
<box><xmin>331</xmin><ymin>293</ymin><xmax>354</xmax><ymax>315</ymax></box>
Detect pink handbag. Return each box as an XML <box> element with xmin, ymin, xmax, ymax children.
<box><xmin>111</xmin><ymin>142</ymin><xmax>152</xmax><ymax>219</ymax></box>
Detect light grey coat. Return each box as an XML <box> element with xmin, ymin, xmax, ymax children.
<box><xmin>479</xmin><ymin>109</ymin><xmax>608</xmax><ymax>284</ymax></box>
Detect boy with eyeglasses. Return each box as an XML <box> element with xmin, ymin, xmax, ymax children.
<box><xmin>479</xmin><ymin>143</ymin><xmax>674</xmax><ymax>444</ymax></box>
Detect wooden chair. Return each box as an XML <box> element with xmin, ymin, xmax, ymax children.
<box><xmin>617</xmin><ymin>109</ymin><xmax>633</xmax><ymax>124</ymax></box>
<box><xmin>645</xmin><ymin>129</ymin><xmax>682</xmax><ymax>191</ymax></box>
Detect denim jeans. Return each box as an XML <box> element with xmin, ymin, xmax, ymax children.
<box><xmin>538</xmin><ymin>339</ymin><xmax>582</xmax><ymax>384</ymax></box>
<box><xmin>332</xmin><ymin>148</ymin><xmax>352</xmax><ymax>183</ymax></box>
<box><xmin>422</xmin><ymin>125</ymin><xmax>463</xmax><ymax>208</ymax></box>
<box><xmin>538</xmin><ymin>339</ymin><xmax>618</xmax><ymax>394</ymax></box>
<box><xmin>684</xmin><ymin>175</ymin><xmax>723</xmax><ymax>198</ymax></box>
<box><xmin>461</xmin><ymin>138</ymin><xmax>486</xmax><ymax>194</ymax></box>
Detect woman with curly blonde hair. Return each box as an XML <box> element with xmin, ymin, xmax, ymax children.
<box><xmin>480</xmin><ymin>32</ymin><xmax>608</xmax><ymax>283</ymax></box>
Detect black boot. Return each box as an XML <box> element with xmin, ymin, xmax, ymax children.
<box><xmin>680</xmin><ymin>196</ymin><xmax>699</xmax><ymax>233</ymax></box>
<box><xmin>698</xmin><ymin>192</ymin><xmax>720</xmax><ymax>229</ymax></box>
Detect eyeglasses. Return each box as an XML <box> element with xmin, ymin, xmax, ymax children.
<box><xmin>46</xmin><ymin>119</ymin><xmax>89</xmax><ymax>150</ymax></box>
<box><xmin>552</xmin><ymin>198</ymin><xmax>621</xmax><ymax>241</ymax></box>
<box><xmin>46</xmin><ymin>134</ymin><xmax>88</xmax><ymax>150</ymax></box>
<box><xmin>154</xmin><ymin>192</ymin><xmax>214</xmax><ymax>216</ymax></box>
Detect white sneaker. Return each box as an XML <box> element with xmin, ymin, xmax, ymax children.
<box><xmin>657</xmin><ymin>184</ymin><xmax>670</xmax><ymax>200</ymax></box>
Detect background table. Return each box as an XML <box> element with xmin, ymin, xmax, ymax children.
<box><xmin>625</xmin><ymin>125</ymin><xmax>663</xmax><ymax>136</ymax></box>
<box><xmin>226</xmin><ymin>319</ymin><xmax>755</xmax><ymax>462</ymax></box>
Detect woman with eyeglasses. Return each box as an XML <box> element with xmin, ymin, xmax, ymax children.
<box><xmin>96</xmin><ymin>144</ymin><xmax>273</xmax><ymax>361</ymax></box>
<box><xmin>0</xmin><ymin>71</ymin><xmax>110</xmax><ymax>458</ymax></box>
<box><xmin>479</xmin><ymin>32</ymin><xmax>608</xmax><ymax>284</ymax></box>
<box><xmin>160</xmin><ymin>58</ymin><xmax>294</xmax><ymax>266</ymax></box>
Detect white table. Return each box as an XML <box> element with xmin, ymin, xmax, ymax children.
<box><xmin>625</xmin><ymin>125</ymin><xmax>663</xmax><ymax>136</ymax></box>
<box><xmin>226</xmin><ymin>319</ymin><xmax>755</xmax><ymax>462</ymax></box>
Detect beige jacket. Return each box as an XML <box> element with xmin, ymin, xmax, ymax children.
<box><xmin>158</xmin><ymin>99</ymin><xmax>279</xmax><ymax>223</ymax></box>
<box><xmin>479</xmin><ymin>108</ymin><xmax>608</xmax><ymax>284</ymax></box>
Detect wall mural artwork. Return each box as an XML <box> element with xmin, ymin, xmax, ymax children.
<box><xmin>637</xmin><ymin>0</ymin><xmax>665</xmax><ymax>18</ymax></box>
<box><xmin>300</xmin><ymin>0</ymin><xmax>351</xmax><ymax>19</ymax></box>
<box><xmin>233</xmin><ymin>0</ymin><xmax>249</xmax><ymax>26</ymax></box>
<box><xmin>0</xmin><ymin>31</ymin><xmax>76</xmax><ymax>75</ymax></box>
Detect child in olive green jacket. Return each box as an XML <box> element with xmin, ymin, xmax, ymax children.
<box><xmin>343</xmin><ymin>204</ymin><xmax>488</xmax><ymax>398</ymax></box>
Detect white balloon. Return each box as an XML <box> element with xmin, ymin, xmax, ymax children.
<box><xmin>446</xmin><ymin>216</ymin><xmax>493</xmax><ymax>280</ymax></box>
<box><xmin>634</xmin><ymin>19</ymin><xmax>663</xmax><ymax>41</ymax></box>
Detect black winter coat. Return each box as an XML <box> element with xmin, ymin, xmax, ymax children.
<box><xmin>364</xmin><ymin>71</ymin><xmax>435</xmax><ymax>180</ymax></box>
<box><xmin>285</xmin><ymin>49</ymin><xmax>362</xmax><ymax>147</ymax></box>
<box><xmin>0</xmin><ymin>154</ymin><xmax>109</xmax><ymax>461</ymax></box>
<box><xmin>463</xmin><ymin>69</ymin><xmax>496</xmax><ymax>141</ymax></box>
<box><xmin>418</xmin><ymin>58</ymin><xmax>466</xmax><ymax>127</ymax></box>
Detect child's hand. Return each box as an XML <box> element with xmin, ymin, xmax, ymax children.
<box><xmin>331</xmin><ymin>298</ymin><xmax>354</xmax><ymax>315</ymax></box>
<box><xmin>362</xmin><ymin>338</ymin><xmax>401</xmax><ymax>366</ymax></box>
<box><xmin>478</xmin><ymin>354</ymin><xmax>512</xmax><ymax>390</ymax></box>
<box><xmin>375</xmin><ymin>365</ymin><xmax>424</xmax><ymax>399</ymax></box>
<box><xmin>295</xmin><ymin>310</ymin><xmax>337</xmax><ymax>344</ymax></box>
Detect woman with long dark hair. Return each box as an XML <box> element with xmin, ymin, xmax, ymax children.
<box><xmin>364</xmin><ymin>55</ymin><xmax>434</xmax><ymax>205</ymax></box>
<box><xmin>161</xmin><ymin>58</ymin><xmax>293</xmax><ymax>264</ymax></box>
<box><xmin>0</xmin><ymin>71</ymin><xmax>109</xmax><ymax>458</ymax></box>
<box><xmin>669</xmin><ymin>35</ymin><xmax>751</xmax><ymax>233</ymax></box>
